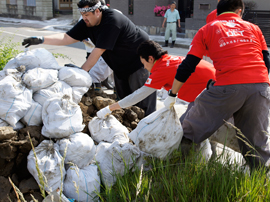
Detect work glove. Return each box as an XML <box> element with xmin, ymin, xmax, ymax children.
<box><xmin>22</xmin><ymin>36</ymin><xmax>44</xmax><ymax>48</ymax></box>
<box><xmin>164</xmin><ymin>95</ymin><xmax>176</xmax><ymax>109</ymax></box>
<box><xmin>64</xmin><ymin>63</ymin><xmax>81</xmax><ymax>69</ymax></box>
<box><xmin>97</xmin><ymin>106</ymin><xmax>112</xmax><ymax>119</ymax></box>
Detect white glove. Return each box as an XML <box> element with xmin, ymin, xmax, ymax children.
<box><xmin>164</xmin><ymin>95</ymin><xmax>176</xmax><ymax>109</ymax></box>
<box><xmin>97</xmin><ymin>106</ymin><xmax>112</xmax><ymax>119</ymax></box>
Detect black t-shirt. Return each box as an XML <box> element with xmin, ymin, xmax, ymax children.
<box><xmin>67</xmin><ymin>9</ymin><xmax>149</xmax><ymax>79</ymax></box>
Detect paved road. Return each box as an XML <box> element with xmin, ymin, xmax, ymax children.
<box><xmin>0</xmin><ymin>21</ymin><xmax>190</xmax><ymax>67</ymax></box>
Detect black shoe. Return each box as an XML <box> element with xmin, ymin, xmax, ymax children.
<box><xmin>170</xmin><ymin>41</ymin><xmax>175</xmax><ymax>48</ymax></box>
<box><xmin>162</xmin><ymin>40</ymin><xmax>169</xmax><ymax>47</ymax></box>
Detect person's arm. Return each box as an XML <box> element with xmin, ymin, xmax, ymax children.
<box><xmin>81</xmin><ymin>47</ymin><xmax>106</xmax><ymax>72</ymax></box>
<box><xmin>177</xmin><ymin>19</ymin><xmax>181</xmax><ymax>27</ymax></box>
<box><xmin>164</xmin><ymin>54</ymin><xmax>201</xmax><ymax>108</ymax></box>
<box><xmin>97</xmin><ymin>86</ymin><xmax>156</xmax><ymax>118</ymax></box>
<box><xmin>43</xmin><ymin>33</ymin><xmax>78</xmax><ymax>45</ymax></box>
<box><xmin>262</xmin><ymin>50</ymin><xmax>270</xmax><ymax>73</ymax></box>
<box><xmin>162</xmin><ymin>17</ymin><xmax>167</xmax><ymax>28</ymax></box>
<box><xmin>22</xmin><ymin>33</ymin><xmax>79</xmax><ymax>47</ymax></box>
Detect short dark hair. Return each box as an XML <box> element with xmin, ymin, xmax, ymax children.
<box><xmin>137</xmin><ymin>40</ymin><xmax>168</xmax><ymax>62</ymax></box>
<box><xmin>217</xmin><ymin>0</ymin><xmax>244</xmax><ymax>15</ymax></box>
<box><xmin>171</xmin><ymin>1</ymin><xmax>176</xmax><ymax>5</ymax></box>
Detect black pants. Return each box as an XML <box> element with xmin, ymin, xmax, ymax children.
<box><xmin>114</xmin><ymin>67</ymin><xmax>156</xmax><ymax>116</ymax></box>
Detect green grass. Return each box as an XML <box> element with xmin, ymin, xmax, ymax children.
<box><xmin>0</xmin><ymin>34</ymin><xmax>22</xmax><ymax>70</ymax></box>
<box><xmin>96</xmin><ymin>148</ymin><xmax>270</xmax><ymax>202</ymax></box>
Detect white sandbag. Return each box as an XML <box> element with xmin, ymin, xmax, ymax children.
<box><xmin>88</xmin><ymin>115</ymin><xmax>129</xmax><ymax>144</ymax></box>
<box><xmin>133</xmin><ymin>150</ymin><xmax>152</xmax><ymax>172</ymax></box>
<box><xmin>129</xmin><ymin>107</ymin><xmax>183</xmax><ymax>159</ymax></box>
<box><xmin>0</xmin><ymin>76</ymin><xmax>32</xmax><ymax>127</ymax></box>
<box><xmin>21</xmin><ymin>100</ymin><xmax>42</xmax><ymax>126</ymax></box>
<box><xmin>27</xmin><ymin>140</ymin><xmax>66</xmax><ymax>192</ymax></box>
<box><xmin>64</xmin><ymin>164</ymin><xmax>100</xmax><ymax>202</ymax></box>
<box><xmin>33</xmin><ymin>81</ymin><xmax>73</xmax><ymax>106</ymax></box>
<box><xmin>6</xmin><ymin>48</ymin><xmax>61</xmax><ymax>71</ymax></box>
<box><xmin>72</xmin><ymin>86</ymin><xmax>89</xmax><ymax>104</ymax></box>
<box><xmin>89</xmin><ymin>57</ymin><xmax>113</xmax><ymax>83</ymax></box>
<box><xmin>22</xmin><ymin>68</ymin><xmax>58</xmax><ymax>92</ymax></box>
<box><xmin>42</xmin><ymin>95</ymin><xmax>85</xmax><ymax>138</ymax></box>
<box><xmin>209</xmin><ymin>117</ymin><xmax>240</xmax><ymax>153</ymax></box>
<box><xmin>95</xmin><ymin>141</ymin><xmax>140</xmax><ymax>187</ymax></box>
<box><xmin>0</xmin><ymin>68</ymin><xmax>24</xmax><ymax>82</ymax></box>
<box><xmin>57</xmin><ymin>132</ymin><xmax>96</xmax><ymax>168</ymax></box>
<box><xmin>197</xmin><ymin>139</ymin><xmax>212</xmax><ymax>162</ymax></box>
<box><xmin>0</xmin><ymin>119</ymin><xmax>24</xmax><ymax>130</ymax></box>
<box><xmin>3</xmin><ymin>58</ymin><xmax>18</xmax><ymax>70</ymax></box>
<box><xmin>58</xmin><ymin>66</ymin><xmax>92</xmax><ymax>88</ymax></box>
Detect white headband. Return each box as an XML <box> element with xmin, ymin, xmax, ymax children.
<box><xmin>78</xmin><ymin>1</ymin><xmax>101</xmax><ymax>13</ymax></box>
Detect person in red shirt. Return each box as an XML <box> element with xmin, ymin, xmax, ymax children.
<box><xmin>206</xmin><ymin>9</ymin><xmax>217</xmax><ymax>24</ymax></box>
<box><xmin>166</xmin><ymin>0</ymin><xmax>270</xmax><ymax>171</ymax></box>
<box><xmin>206</xmin><ymin>0</ymin><xmax>220</xmax><ymax>24</ymax></box>
<box><xmin>97</xmin><ymin>40</ymin><xmax>216</xmax><ymax>122</ymax></box>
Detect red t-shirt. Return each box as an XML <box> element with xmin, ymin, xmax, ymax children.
<box><xmin>144</xmin><ymin>54</ymin><xmax>216</xmax><ymax>102</ymax></box>
<box><xmin>188</xmin><ymin>13</ymin><xmax>269</xmax><ymax>86</ymax></box>
<box><xmin>206</xmin><ymin>9</ymin><xmax>217</xmax><ymax>24</ymax></box>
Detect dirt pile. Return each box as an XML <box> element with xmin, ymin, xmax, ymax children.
<box><xmin>0</xmin><ymin>88</ymin><xmax>145</xmax><ymax>201</ymax></box>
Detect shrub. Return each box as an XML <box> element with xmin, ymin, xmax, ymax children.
<box><xmin>0</xmin><ymin>34</ymin><xmax>22</xmax><ymax>70</ymax></box>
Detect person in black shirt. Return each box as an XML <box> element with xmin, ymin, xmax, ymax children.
<box><xmin>22</xmin><ymin>0</ymin><xmax>156</xmax><ymax>116</ymax></box>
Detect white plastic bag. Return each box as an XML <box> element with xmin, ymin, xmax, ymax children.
<box><xmin>6</xmin><ymin>48</ymin><xmax>61</xmax><ymax>71</ymax></box>
<box><xmin>95</xmin><ymin>141</ymin><xmax>140</xmax><ymax>187</ymax></box>
<box><xmin>0</xmin><ymin>119</ymin><xmax>24</xmax><ymax>130</ymax></box>
<box><xmin>89</xmin><ymin>57</ymin><xmax>113</xmax><ymax>83</ymax></box>
<box><xmin>0</xmin><ymin>76</ymin><xmax>32</xmax><ymax>127</ymax></box>
<box><xmin>27</xmin><ymin>140</ymin><xmax>66</xmax><ymax>192</ymax></box>
<box><xmin>88</xmin><ymin>115</ymin><xmax>129</xmax><ymax>144</ymax></box>
<box><xmin>0</xmin><ymin>68</ymin><xmax>23</xmax><ymax>82</ymax></box>
<box><xmin>21</xmin><ymin>100</ymin><xmax>42</xmax><ymax>126</ymax></box>
<box><xmin>129</xmin><ymin>107</ymin><xmax>183</xmax><ymax>159</ymax></box>
<box><xmin>57</xmin><ymin>132</ymin><xmax>96</xmax><ymax>168</ymax></box>
<box><xmin>64</xmin><ymin>164</ymin><xmax>100</xmax><ymax>202</ymax></box>
<box><xmin>72</xmin><ymin>86</ymin><xmax>89</xmax><ymax>104</ymax></box>
<box><xmin>42</xmin><ymin>95</ymin><xmax>85</xmax><ymax>138</ymax></box>
<box><xmin>58</xmin><ymin>66</ymin><xmax>92</xmax><ymax>88</ymax></box>
<box><xmin>22</xmin><ymin>68</ymin><xmax>58</xmax><ymax>92</ymax></box>
<box><xmin>209</xmin><ymin>117</ymin><xmax>240</xmax><ymax>152</ymax></box>
<box><xmin>197</xmin><ymin>139</ymin><xmax>212</xmax><ymax>162</ymax></box>
<box><xmin>33</xmin><ymin>81</ymin><xmax>73</xmax><ymax>106</ymax></box>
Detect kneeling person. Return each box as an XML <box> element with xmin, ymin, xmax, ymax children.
<box><xmin>97</xmin><ymin>40</ymin><xmax>216</xmax><ymax>120</ymax></box>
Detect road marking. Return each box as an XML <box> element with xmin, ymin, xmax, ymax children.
<box><xmin>1</xmin><ymin>30</ymin><xmax>29</xmax><ymax>38</ymax></box>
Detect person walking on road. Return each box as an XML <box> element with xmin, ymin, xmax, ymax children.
<box><xmin>165</xmin><ymin>0</ymin><xmax>270</xmax><ymax>171</ymax></box>
<box><xmin>162</xmin><ymin>1</ymin><xmax>181</xmax><ymax>48</ymax></box>
<box><xmin>97</xmin><ymin>40</ymin><xmax>216</xmax><ymax>122</ymax></box>
<box><xmin>22</xmin><ymin>0</ymin><xmax>156</xmax><ymax>116</ymax></box>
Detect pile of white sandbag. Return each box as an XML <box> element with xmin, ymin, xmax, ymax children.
<box><xmin>2</xmin><ymin>48</ymin><xmax>184</xmax><ymax>202</ymax></box>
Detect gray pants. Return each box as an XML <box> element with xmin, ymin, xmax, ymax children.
<box><xmin>183</xmin><ymin>82</ymin><xmax>270</xmax><ymax>170</ymax></box>
<box><xmin>165</xmin><ymin>22</ymin><xmax>177</xmax><ymax>41</ymax></box>
<box><xmin>114</xmin><ymin>67</ymin><xmax>156</xmax><ymax>116</ymax></box>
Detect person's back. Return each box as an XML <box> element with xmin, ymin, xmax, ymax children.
<box><xmin>189</xmin><ymin>13</ymin><xmax>268</xmax><ymax>86</ymax></box>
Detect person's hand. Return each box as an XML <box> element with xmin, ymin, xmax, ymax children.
<box><xmin>22</xmin><ymin>36</ymin><xmax>44</xmax><ymax>48</ymax></box>
<box><xmin>97</xmin><ymin>106</ymin><xmax>112</xmax><ymax>119</ymax></box>
<box><xmin>164</xmin><ymin>95</ymin><xmax>176</xmax><ymax>109</ymax></box>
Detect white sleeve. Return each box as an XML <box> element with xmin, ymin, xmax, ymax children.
<box><xmin>118</xmin><ymin>86</ymin><xmax>157</xmax><ymax>109</ymax></box>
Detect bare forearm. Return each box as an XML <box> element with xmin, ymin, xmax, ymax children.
<box><xmin>171</xmin><ymin>79</ymin><xmax>184</xmax><ymax>94</ymax></box>
<box><xmin>82</xmin><ymin>48</ymin><xmax>106</xmax><ymax>72</ymax></box>
<box><xmin>43</xmin><ymin>33</ymin><xmax>78</xmax><ymax>45</ymax></box>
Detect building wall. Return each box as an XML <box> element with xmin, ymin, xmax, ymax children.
<box><xmin>185</xmin><ymin>0</ymin><xmax>217</xmax><ymax>38</ymax></box>
<box><xmin>252</xmin><ymin>0</ymin><xmax>270</xmax><ymax>10</ymax></box>
<box><xmin>0</xmin><ymin>0</ymin><xmax>53</xmax><ymax>20</ymax></box>
<box><xmin>109</xmin><ymin>0</ymin><xmax>176</xmax><ymax>34</ymax></box>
